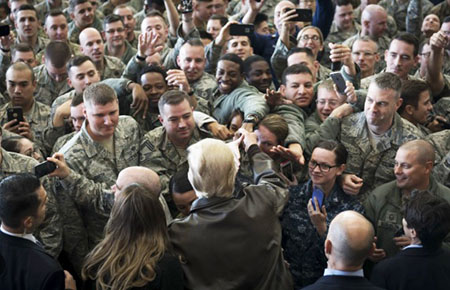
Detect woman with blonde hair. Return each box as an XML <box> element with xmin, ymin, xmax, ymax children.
<box><xmin>82</xmin><ymin>184</ymin><xmax>183</xmax><ymax>290</ymax></box>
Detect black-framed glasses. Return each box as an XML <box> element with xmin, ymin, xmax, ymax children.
<box><xmin>308</xmin><ymin>160</ymin><xmax>338</xmax><ymax>172</ymax></box>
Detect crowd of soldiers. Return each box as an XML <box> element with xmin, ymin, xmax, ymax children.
<box><xmin>0</xmin><ymin>0</ymin><xmax>449</xmax><ymax>288</ymax></box>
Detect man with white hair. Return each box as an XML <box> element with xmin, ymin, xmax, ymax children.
<box><xmin>169</xmin><ymin>131</ymin><xmax>293</xmax><ymax>290</ymax></box>
<box><xmin>302</xmin><ymin>211</ymin><xmax>382</xmax><ymax>290</ymax></box>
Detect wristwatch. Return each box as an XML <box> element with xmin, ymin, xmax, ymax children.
<box><xmin>244</xmin><ymin>115</ymin><xmax>258</xmax><ymax>124</ymax></box>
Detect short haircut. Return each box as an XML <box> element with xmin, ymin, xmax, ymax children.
<box><xmin>67</xmin><ymin>55</ymin><xmax>94</xmax><ymax>73</ymax></box>
<box><xmin>317</xmin><ymin>79</ymin><xmax>335</xmax><ymax>92</ymax></box>
<box><xmin>69</xmin><ymin>0</ymin><xmax>90</xmax><ymax>12</ymax></box>
<box><xmin>243</xmin><ymin>55</ymin><xmax>268</xmax><ymax>77</ymax></box>
<box><xmin>138</xmin><ymin>65</ymin><xmax>167</xmax><ymax>85</ymax></box>
<box><xmin>169</xmin><ymin>168</ymin><xmax>193</xmax><ymax>195</ymax></box>
<box><xmin>281</xmin><ymin>64</ymin><xmax>313</xmax><ymax>85</ymax></box>
<box><xmin>12</xmin><ymin>43</ymin><xmax>35</xmax><ymax>59</ymax></box>
<box><xmin>45</xmin><ymin>41</ymin><xmax>71</xmax><ymax>68</ymax></box>
<box><xmin>144</xmin><ymin>10</ymin><xmax>167</xmax><ymax>25</ymax></box>
<box><xmin>113</xmin><ymin>4</ymin><xmax>136</xmax><ymax>14</ymax></box>
<box><xmin>258</xmin><ymin>114</ymin><xmax>289</xmax><ymax>145</ymax></box>
<box><xmin>198</xmin><ymin>30</ymin><xmax>213</xmax><ymax>41</ymax></box>
<box><xmin>353</xmin><ymin>35</ymin><xmax>379</xmax><ymax>51</ymax></box>
<box><xmin>187</xmin><ymin>138</ymin><xmax>236</xmax><ymax>198</ymax></box>
<box><xmin>1</xmin><ymin>136</ymin><xmax>24</xmax><ymax>153</ymax></box>
<box><xmin>0</xmin><ymin>174</ymin><xmax>41</xmax><ymax>228</ymax></box>
<box><xmin>392</xmin><ymin>32</ymin><xmax>419</xmax><ymax>57</ymax></box>
<box><xmin>184</xmin><ymin>38</ymin><xmax>205</xmax><ymax>48</ymax></box>
<box><xmin>45</xmin><ymin>9</ymin><xmax>66</xmax><ymax>24</ymax></box>
<box><xmin>404</xmin><ymin>193</ymin><xmax>450</xmax><ymax>250</ymax></box>
<box><xmin>287</xmin><ymin>47</ymin><xmax>315</xmax><ymax>61</ymax></box>
<box><xmin>83</xmin><ymin>82</ymin><xmax>117</xmax><ymax>106</ymax></box>
<box><xmin>158</xmin><ymin>90</ymin><xmax>191</xmax><ymax>116</ymax></box>
<box><xmin>314</xmin><ymin>140</ymin><xmax>348</xmax><ymax>165</ymax></box>
<box><xmin>254</xmin><ymin>13</ymin><xmax>268</xmax><ymax>27</ymax></box>
<box><xmin>335</xmin><ymin>0</ymin><xmax>352</xmax><ymax>6</ymax></box>
<box><xmin>15</xmin><ymin>4</ymin><xmax>37</xmax><ymax>18</ymax></box>
<box><xmin>103</xmin><ymin>14</ymin><xmax>124</xmax><ymax>31</ymax></box>
<box><xmin>398</xmin><ymin>139</ymin><xmax>435</xmax><ymax>164</ymax></box>
<box><xmin>371</xmin><ymin>72</ymin><xmax>402</xmax><ymax>99</ymax></box>
<box><xmin>210</xmin><ymin>14</ymin><xmax>228</xmax><ymax>27</ymax></box>
<box><xmin>443</xmin><ymin>16</ymin><xmax>450</xmax><ymax>24</ymax></box>
<box><xmin>398</xmin><ymin>79</ymin><xmax>430</xmax><ymax>114</ymax></box>
<box><xmin>71</xmin><ymin>92</ymin><xmax>84</xmax><ymax>107</ymax></box>
<box><xmin>7</xmin><ymin>61</ymin><xmax>35</xmax><ymax>83</ymax></box>
<box><xmin>218</xmin><ymin>53</ymin><xmax>244</xmax><ymax>74</ymax></box>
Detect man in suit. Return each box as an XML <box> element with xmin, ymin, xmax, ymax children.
<box><xmin>371</xmin><ymin>193</ymin><xmax>450</xmax><ymax>290</ymax></box>
<box><xmin>303</xmin><ymin>211</ymin><xmax>383</xmax><ymax>290</ymax></box>
<box><xmin>0</xmin><ymin>174</ymin><xmax>76</xmax><ymax>290</ymax></box>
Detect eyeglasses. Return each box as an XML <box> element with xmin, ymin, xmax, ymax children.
<box><xmin>308</xmin><ymin>160</ymin><xmax>338</xmax><ymax>172</ymax></box>
<box><xmin>300</xmin><ymin>35</ymin><xmax>320</xmax><ymax>42</ymax></box>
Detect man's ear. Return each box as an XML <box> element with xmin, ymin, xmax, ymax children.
<box><xmin>280</xmin><ymin>84</ymin><xmax>286</xmax><ymax>96</ymax></box>
<box><xmin>23</xmin><ymin>216</ymin><xmax>33</xmax><ymax>231</ymax></box>
<box><xmin>325</xmin><ymin>239</ymin><xmax>332</xmax><ymax>255</ymax></box>
<box><xmin>176</xmin><ymin>55</ymin><xmax>181</xmax><ymax>68</ymax></box>
<box><xmin>101</xmin><ymin>31</ymin><xmax>106</xmax><ymax>41</ymax></box>
<box><xmin>395</xmin><ymin>97</ymin><xmax>403</xmax><ymax>111</ymax></box>
<box><xmin>158</xmin><ymin>114</ymin><xmax>164</xmax><ymax>125</ymax></box>
<box><xmin>404</xmin><ymin>104</ymin><xmax>415</xmax><ymax>116</ymax></box>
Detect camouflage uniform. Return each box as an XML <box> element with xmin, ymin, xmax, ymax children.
<box><xmin>231</xmin><ymin>0</ymin><xmax>276</xmax><ymax>23</ymax></box>
<box><xmin>59</xmin><ymin>116</ymin><xmax>141</xmax><ymax>250</ymax></box>
<box><xmin>344</xmin><ymin>33</ymin><xmax>390</xmax><ymax>73</ymax></box>
<box><xmin>281</xmin><ymin>180</ymin><xmax>364</xmax><ymax>289</ymax></box>
<box><xmin>426</xmin><ymin>130</ymin><xmax>450</xmax><ymax>188</ymax></box>
<box><xmin>433</xmin><ymin>97</ymin><xmax>450</xmax><ymax>123</ymax></box>
<box><xmin>52</xmin><ymin>131</ymin><xmax>76</xmax><ymax>154</ymax></box>
<box><xmin>322</xmin><ymin>21</ymin><xmax>360</xmax><ymax>68</ymax></box>
<box><xmin>190</xmin><ymin>72</ymin><xmax>217</xmax><ymax>102</ymax></box>
<box><xmin>101</xmin><ymin>55</ymin><xmax>126</xmax><ymax>80</ymax></box>
<box><xmin>98</xmin><ymin>0</ymin><xmax>116</xmax><ymax>16</ymax></box>
<box><xmin>211</xmin><ymin>82</ymin><xmax>269</xmax><ymax>125</ymax></box>
<box><xmin>35</xmin><ymin>0</ymin><xmax>68</xmax><ymax>25</ymax></box>
<box><xmin>364</xmin><ymin>176</ymin><xmax>450</xmax><ymax>259</ymax></box>
<box><xmin>429</xmin><ymin>0</ymin><xmax>450</xmax><ymax>23</ymax></box>
<box><xmin>311</xmin><ymin>112</ymin><xmax>422</xmax><ymax>199</ymax></box>
<box><xmin>272</xmin><ymin>104</ymin><xmax>307</xmax><ymax>150</ymax></box>
<box><xmin>33</xmin><ymin>64</ymin><xmax>73</xmax><ymax>106</ymax></box>
<box><xmin>68</xmin><ymin>17</ymin><xmax>103</xmax><ymax>44</ymax></box>
<box><xmin>140</xmin><ymin>125</ymin><xmax>210</xmax><ymax>213</ymax></box>
<box><xmin>104</xmin><ymin>40</ymin><xmax>137</xmax><ymax>65</ymax></box>
<box><xmin>379</xmin><ymin>0</ymin><xmax>433</xmax><ymax>34</ymax></box>
<box><xmin>14</xmin><ymin>36</ymin><xmax>49</xmax><ymax>55</ymax></box>
<box><xmin>0</xmin><ymin>148</ymin><xmax>63</xmax><ymax>261</ymax></box>
<box><xmin>0</xmin><ymin>101</ymin><xmax>51</xmax><ymax>152</ymax></box>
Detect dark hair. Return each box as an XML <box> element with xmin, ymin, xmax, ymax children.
<box><xmin>12</xmin><ymin>43</ymin><xmax>35</xmax><ymax>58</ymax></box>
<box><xmin>281</xmin><ymin>64</ymin><xmax>313</xmax><ymax>85</ymax></box>
<box><xmin>210</xmin><ymin>14</ymin><xmax>228</xmax><ymax>27</ymax></box>
<box><xmin>158</xmin><ymin>90</ymin><xmax>191</xmax><ymax>115</ymax></box>
<box><xmin>169</xmin><ymin>168</ymin><xmax>193</xmax><ymax>196</ymax></box>
<box><xmin>1</xmin><ymin>136</ymin><xmax>23</xmax><ymax>153</ymax></box>
<box><xmin>184</xmin><ymin>38</ymin><xmax>205</xmax><ymax>48</ymax></box>
<box><xmin>67</xmin><ymin>55</ymin><xmax>94</xmax><ymax>72</ymax></box>
<box><xmin>45</xmin><ymin>41</ymin><xmax>71</xmax><ymax>68</ymax></box>
<box><xmin>0</xmin><ymin>2</ymin><xmax>10</xmax><ymax>16</ymax></box>
<box><xmin>254</xmin><ymin>13</ymin><xmax>268</xmax><ymax>27</ymax></box>
<box><xmin>219</xmin><ymin>53</ymin><xmax>244</xmax><ymax>74</ymax></box>
<box><xmin>71</xmin><ymin>92</ymin><xmax>84</xmax><ymax>107</ymax></box>
<box><xmin>443</xmin><ymin>16</ymin><xmax>450</xmax><ymax>24</ymax></box>
<box><xmin>243</xmin><ymin>55</ymin><xmax>268</xmax><ymax>77</ymax></box>
<box><xmin>69</xmin><ymin>0</ymin><xmax>90</xmax><ymax>12</ymax></box>
<box><xmin>287</xmin><ymin>47</ymin><xmax>315</xmax><ymax>61</ymax></box>
<box><xmin>314</xmin><ymin>140</ymin><xmax>348</xmax><ymax>165</ymax></box>
<box><xmin>335</xmin><ymin>0</ymin><xmax>352</xmax><ymax>7</ymax></box>
<box><xmin>393</xmin><ymin>33</ymin><xmax>419</xmax><ymax>57</ymax></box>
<box><xmin>103</xmin><ymin>14</ymin><xmax>124</xmax><ymax>30</ymax></box>
<box><xmin>198</xmin><ymin>30</ymin><xmax>213</xmax><ymax>41</ymax></box>
<box><xmin>404</xmin><ymin>193</ymin><xmax>450</xmax><ymax>250</ymax></box>
<box><xmin>45</xmin><ymin>9</ymin><xmax>65</xmax><ymax>22</ymax></box>
<box><xmin>0</xmin><ymin>174</ymin><xmax>42</xmax><ymax>228</ymax></box>
<box><xmin>138</xmin><ymin>65</ymin><xmax>167</xmax><ymax>84</ymax></box>
<box><xmin>145</xmin><ymin>10</ymin><xmax>167</xmax><ymax>25</ymax></box>
<box><xmin>16</xmin><ymin>4</ymin><xmax>36</xmax><ymax>16</ymax></box>
<box><xmin>398</xmin><ymin>79</ymin><xmax>430</xmax><ymax>114</ymax></box>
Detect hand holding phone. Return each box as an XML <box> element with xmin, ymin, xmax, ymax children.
<box><xmin>229</xmin><ymin>24</ymin><xmax>254</xmax><ymax>36</ymax></box>
<box><xmin>34</xmin><ymin>161</ymin><xmax>57</xmax><ymax>178</ymax></box>
<box><xmin>312</xmin><ymin>187</ymin><xmax>324</xmax><ymax>211</ymax></box>
<box><xmin>7</xmin><ymin>107</ymin><xmax>24</xmax><ymax>125</ymax></box>
<box><xmin>330</xmin><ymin>72</ymin><xmax>347</xmax><ymax>95</ymax></box>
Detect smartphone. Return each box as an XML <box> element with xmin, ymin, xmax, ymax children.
<box><xmin>229</xmin><ymin>24</ymin><xmax>254</xmax><ymax>36</ymax></box>
<box><xmin>0</xmin><ymin>24</ymin><xmax>9</xmax><ymax>37</ymax></box>
<box><xmin>331</xmin><ymin>61</ymin><xmax>342</xmax><ymax>72</ymax></box>
<box><xmin>7</xmin><ymin>107</ymin><xmax>24</xmax><ymax>124</ymax></box>
<box><xmin>289</xmin><ymin>8</ymin><xmax>313</xmax><ymax>22</ymax></box>
<box><xmin>312</xmin><ymin>187</ymin><xmax>324</xmax><ymax>210</ymax></box>
<box><xmin>330</xmin><ymin>72</ymin><xmax>347</xmax><ymax>95</ymax></box>
<box><xmin>34</xmin><ymin>161</ymin><xmax>57</xmax><ymax>178</ymax></box>
<box><xmin>280</xmin><ymin>161</ymin><xmax>294</xmax><ymax>182</ymax></box>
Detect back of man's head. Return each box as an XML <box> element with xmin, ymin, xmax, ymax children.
<box><xmin>0</xmin><ymin>174</ymin><xmax>41</xmax><ymax>229</ymax></box>
<box><xmin>116</xmin><ymin>166</ymin><xmax>161</xmax><ymax>198</ymax></box>
<box><xmin>326</xmin><ymin>211</ymin><xmax>375</xmax><ymax>269</ymax></box>
<box><xmin>83</xmin><ymin>82</ymin><xmax>117</xmax><ymax>107</ymax></box>
<box><xmin>404</xmin><ymin>193</ymin><xmax>450</xmax><ymax>250</ymax></box>
<box><xmin>187</xmin><ymin>138</ymin><xmax>237</xmax><ymax>199</ymax></box>
<box><xmin>45</xmin><ymin>41</ymin><xmax>71</xmax><ymax>68</ymax></box>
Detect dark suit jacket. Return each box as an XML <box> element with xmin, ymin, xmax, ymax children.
<box><xmin>371</xmin><ymin>247</ymin><xmax>450</xmax><ymax>290</ymax></box>
<box><xmin>0</xmin><ymin>231</ymin><xmax>65</xmax><ymax>290</ymax></box>
<box><xmin>302</xmin><ymin>275</ymin><xmax>385</xmax><ymax>290</ymax></box>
